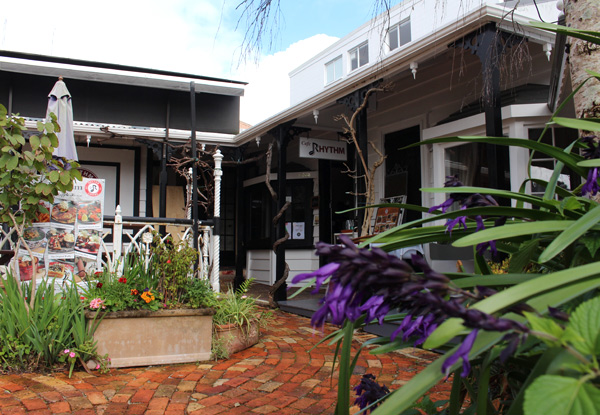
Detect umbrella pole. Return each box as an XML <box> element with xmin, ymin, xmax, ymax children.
<box><xmin>189</xmin><ymin>82</ymin><xmax>199</xmax><ymax>267</ymax></box>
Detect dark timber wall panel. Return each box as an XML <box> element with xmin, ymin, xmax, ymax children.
<box><xmin>0</xmin><ymin>72</ymin><xmax>240</xmax><ymax>134</ymax></box>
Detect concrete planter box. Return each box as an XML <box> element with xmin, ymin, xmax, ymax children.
<box><xmin>86</xmin><ymin>308</ymin><xmax>214</xmax><ymax>368</ymax></box>
<box><xmin>214</xmin><ymin>320</ymin><xmax>260</xmax><ymax>356</ymax></box>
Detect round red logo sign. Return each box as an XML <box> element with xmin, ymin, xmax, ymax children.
<box><xmin>84</xmin><ymin>180</ymin><xmax>103</xmax><ymax>197</ymax></box>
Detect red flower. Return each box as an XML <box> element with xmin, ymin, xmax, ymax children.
<box><xmin>96</xmin><ymin>282</ymin><xmax>103</xmax><ymax>288</ymax></box>
<box><xmin>166</xmin><ymin>259</ymin><xmax>171</xmax><ymax>264</ymax></box>
<box><xmin>118</xmin><ymin>277</ymin><xmax>127</xmax><ymax>283</ymax></box>
<box><xmin>131</xmin><ymin>289</ymin><xmax>139</xmax><ymax>296</ymax></box>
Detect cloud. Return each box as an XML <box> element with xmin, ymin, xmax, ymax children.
<box><xmin>0</xmin><ymin>1</ymin><xmax>337</xmax><ymax>126</ymax></box>
<box><xmin>1</xmin><ymin>0</ymin><xmax>243</xmax><ymax>76</ymax></box>
<box><xmin>235</xmin><ymin>34</ymin><xmax>338</xmax><ymax>125</ymax></box>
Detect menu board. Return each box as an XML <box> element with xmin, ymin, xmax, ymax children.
<box><xmin>17</xmin><ymin>178</ymin><xmax>105</xmax><ymax>283</ymax></box>
<box><xmin>372</xmin><ymin>206</ymin><xmax>401</xmax><ymax>235</ymax></box>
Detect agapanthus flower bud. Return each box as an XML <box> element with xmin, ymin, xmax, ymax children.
<box><xmin>353</xmin><ymin>374</ymin><xmax>390</xmax><ymax>413</ymax></box>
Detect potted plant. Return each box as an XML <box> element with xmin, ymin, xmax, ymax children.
<box><xmin>83</xmin><ymin>233</ymin><xmax>217</xmax><ymax>368</ymax></box>
<box><xmin>212</xmin><ymin>279</ymin><xmax>271</xmax><ymax>358</ymax></box>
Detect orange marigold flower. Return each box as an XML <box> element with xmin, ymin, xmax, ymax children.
<box><xmin>141</xmin><ymin>291</ymin><xmax>155</xmax><ymax>303</ymax></box>
<box><xmin>131</xmin><ymin>289</ymin><xmax>139</xmax><ymax>296</ymax></box>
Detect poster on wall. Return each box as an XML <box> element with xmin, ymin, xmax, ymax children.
<box><xmin>17</xmin><ymin>178</ymin><xmax>105</xmax><ymax>283</ymax></box>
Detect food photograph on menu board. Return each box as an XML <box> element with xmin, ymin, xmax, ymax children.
<box><xmin>47</xmin><ymin>228</ymin><xmax>75</xmax><ymax>253</ymax></box>
<box><xmin>51</xmin><ymin>200</ymin><xmax>77</xmax><ymax>225</ymax></box>
<box><xmin>22</xmin><ymin>227</ymin><xmax>47</xmax><ymax>254</ymax></box>
<box><xmin>47</xmin><ymin>260</ymin><xmax>74</xmax><ymax>280</ymax></box>
<box><xmin>77</xmin><ymin>201</ymin><xmax>102</xmax><ymax>226</ymax></box>
<box><xmin>18</xmin><ymin>255</ymin><xmax>45</xmax><ymax>281</ymax></box>
<box><xmin>34</xmin><ymin>201</ymin><xmax>51</xmax><ymax>224</ymax></box>
<box><xmin>75</xmin><ymin>229</ymin><xmax>102</xmax><ymax>255</ymax></box>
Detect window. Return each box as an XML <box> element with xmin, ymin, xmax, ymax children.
<box><xmin>444</xmin><ymin>143</ymin><xmax>491</xmax><ymax>188</ymax></box>
<box><xmin>349</xmin><ymin>42</ymin><xmax>368</xmax><ymax>71</ymax></box>
<box><xmin>528</xmin><ymin>127</ymin><xmax>579</xmax><ymax>196</ymax></box>
<box><xmin>325</xmin><ymin>56</ymin><xmax>343</xmax><ymax>84</ymax></box>
<box><xmin>388</xmin><ymin>18</ymin><xmax>411</xmax><ymax>51</ymax></box>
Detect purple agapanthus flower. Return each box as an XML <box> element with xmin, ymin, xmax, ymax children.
<box><xmin>429</xmin><ymin>175</ymin><xmax>466</xmax><ymax>213</ymax></box>
<box><xmin>441</xmin><ymin>329</ymin><xmax>479</xmax><ymax>377</ymax></box>
<box><xmin>353</xmin><ymin>374</ymin><xmax>390</xmax><ymax>413</ymax></box>
<box><xmin>581</xmin><ymin>136</ymin><xmax>600</xmax><ymax>196</ymax></box>
<box><xmin>390</xmin><ymin>314</ymin><xmax>438</xmax><ymax>346</ymax></box>
<box><xmin>430</xmin><ymin>176</ymin><xmax>505</xmax><ymax>256</ymax></box>
<box><xmin>301</xmin><ymin>235</ymin><xmax>530</xmax><ymax>378</ymax></box>
<box><xmin>292</xmin><ymin>262</ymin><xmax>340</xmax><ymax>294</ymax></box>
<box><xmin>582</xmin><ymin>167</ymin><xmax>600</xmax><ymax>196</ymax></box>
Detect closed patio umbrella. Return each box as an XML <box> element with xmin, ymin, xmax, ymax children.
<box><xmin>46</xmin><ymin>76</ymin><xmax>78</xmax><ymax>161</ymax></box>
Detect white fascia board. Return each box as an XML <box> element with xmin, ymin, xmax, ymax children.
<box><xmin>422</xmin><ymin>103</ymin><xmax>551</xmax><ymax>139</ymax></box>
<box><xmin>23</xmin><ymin>119</ymin><xmax>237</xmax><ymax>145</ymax></box>
<box><xmin>0</xmin><ymin>57</ymin><xmax>245</xmax><ymax>97</ymax></box>
<box><xmin>236</xmin><ymin>5</ymin><xmax>555</xmax><ymax>146</ymax></box>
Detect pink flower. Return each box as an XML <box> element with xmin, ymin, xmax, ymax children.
<box><xmin>95</xmin><ymin>364</ymin><xmax>100</xmax><ymax>370</ymax></box>
<box><xmin>64</xmin><ymin>349</ymin><xmax>70</xmax><ymax>354</ymax></box>
<box><xmin>69</xmin><ymin>352</ymin><xmax>76</xmax><ymax>358</ymax></box>
<box><xmin>241</xmin><ymin>295</ymin><xmax>248</xmax><ymax>299</ymax></box>
<box><xmin>89</xmin><ymin>298</ymin><xmax>105</xmax><ymax>309</ymax></box>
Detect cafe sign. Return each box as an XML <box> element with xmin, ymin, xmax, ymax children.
<box><xmin>299</xmin><ymin>137</ymin><xmax>347</xmax><ymax>161</ymax></box>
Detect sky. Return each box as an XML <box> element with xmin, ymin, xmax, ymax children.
<box><xmin>0</xmin><ymin>0</ymin><xmax>400</xmax><ymax>125</ymax></box>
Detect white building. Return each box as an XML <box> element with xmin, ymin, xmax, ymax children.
<box><xmin>234</xmin><ymin>0</ymin><xmax>573</xmax><ymax>296</ymax></box>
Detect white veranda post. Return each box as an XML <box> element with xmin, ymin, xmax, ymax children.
<box><xmin>211</xmin><ymin>150</ymin><xmax>223</xmax><ymax>292</ymax></box>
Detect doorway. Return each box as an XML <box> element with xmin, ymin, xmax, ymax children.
<box><xmin>384</xmin><ymin>125</ymin><xmax>421</xmax><ymax>223</ymax></box>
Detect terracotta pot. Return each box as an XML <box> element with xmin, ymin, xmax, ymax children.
<box><xmin>214</xmin><ymin>320</ymin><xmax>260</xmax><ymax>356</ymax></box>
<box><xmin>85</xmin><ymin>308</ymin><xmax>214</xmax><ymax>368</ymax></box>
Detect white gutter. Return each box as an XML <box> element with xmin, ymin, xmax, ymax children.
<box><xmin>24</xmin><ymin>119</ymin><xmax>237</xmax><ymax>145</ymax></box>
<box><xmin>234</xmin><ymin>3</ymin><xmax>555</xmax><ymax>145</ymax></box>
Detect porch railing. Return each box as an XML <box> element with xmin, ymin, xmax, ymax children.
<box><xmin>0</xmin><ymin>207</ymin><xmax>219</xmax><ymax>289</ymax></box>
<box><xmin>101</xmin><ymin>206</ymin><xmax>216</xmax><ymax>282</ymax></box>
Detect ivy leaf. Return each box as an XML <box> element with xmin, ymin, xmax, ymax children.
<box><xmin>59</xmin><ymin>171</ymin><xmax>71</xmax><ymax>185</ymax></box>
<box><xmin>0</xmin><ymin>153</ymin><xmax>10</xmax><ymax>168</ymax></box>
<box><xmin>560</xmin><ymin>197</ymin><xmax>583</xmax><ymax>214</ymax></box>
<box><xmin>509</xmin><ymin>239</ymin><xmax>539</xmax><ymax>273</ymax></box>
<box><xmin>29</xmin><ymin>135</ymin><xmax>40</xmax><ymax>149</ymax></box>
<box><xmin>524</xmin><ymin>312</ymin><xmax>564</xmax><ymax>346</ymax></box>
<box><xmin>49</xmin><ymin>133</ymin><xmax>58</xmax><ymax>148</ymax></box>
<box><xmin>524</xmin><ymin>375</ymin><xmax>600</xmax><ymax>415</ymax></box>
<box><xmin>40</xmin><ymin>136</ymin><xmax>51</xmax><ymax>148</ymax></box>
<box><xmin>48</xmin><ymin>170</ymin><xmax>59</xmax><ymax>183</ymax></box>
<box><xmin>6</xmin><ymin>155</ymin><xmax>18</xmax><ymax>171</ymax></box>
<box><xmin>568</xmin><ymin>297</ymin><xmax>600</xmax><ymax>356</ymax></box>
<box><xmin>579</xmin><ymin>234</ymin><xmax>600</xmax><ymax>258</ymax></box>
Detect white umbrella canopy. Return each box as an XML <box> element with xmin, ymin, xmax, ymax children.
<box><xmin>46</xmin><ymin>77</ymin><xmax>78</xmax><ymax>161</ymax></box>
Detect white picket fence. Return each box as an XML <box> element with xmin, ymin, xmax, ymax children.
<box><xmin>0</xmin><ymin>206</ymin><xmax>216</xmax><ymax>288</ymax></box>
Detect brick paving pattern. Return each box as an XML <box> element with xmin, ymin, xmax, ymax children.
<box><xmin>0</xmin><ymin>310</ymin><xmax>450</xmax><ymax>414</ymax></box>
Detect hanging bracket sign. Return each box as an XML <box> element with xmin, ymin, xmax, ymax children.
<box><xmin>299</xmin><ymin>137</ymin><xmax>347</xmax><ymax>161</ymax></box>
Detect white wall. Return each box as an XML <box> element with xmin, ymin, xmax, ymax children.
<box><xmin>289</xmin><ymin>0</ymin><xmax>559</xmax><ymax>105</ymax></box>
<box><xmin>77</xmin><ymin>145</ymin><xmax>137</xmax><ymax>216</ymax></box>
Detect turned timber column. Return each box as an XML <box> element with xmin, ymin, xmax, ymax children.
<box><xmin>211</xmin><ymin>150</ymin><xmax>223</xmax><ymax>292</ymax></box>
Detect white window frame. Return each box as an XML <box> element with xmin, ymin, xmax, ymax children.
<box><xmin>348</xmin><ymin>42</ymin><xmax>369</xmax><ymax>71</ymax></box>
<box><xmin>528</xmin><ymin>125</ymin><xmax>578</xmax><ymax>197</ymax></box>
<box><xmin>324</xmin><ymin>55</ymin><xmax>343</xmax><ymax>85</ymax></box>
<box><xmin>387</xmin><ymin>18</ymin><xmax>411</xmax><ymax>52</ymax></box>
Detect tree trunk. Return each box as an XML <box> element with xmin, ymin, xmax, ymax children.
<box><xmin>564</xmin><ymin>0</ymin><xmax>600</xmax><ymax>118</ymax></box>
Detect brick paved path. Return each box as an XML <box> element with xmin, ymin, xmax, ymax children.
<box><xmin>0</xmin><ymin>310</ymin><xmax>449</xmax><ymax>414</ymax></box>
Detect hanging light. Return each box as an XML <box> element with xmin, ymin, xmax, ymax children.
<box><xmin>255</xmin><ymin>136</ymin><xmax>261</xmax><ymax>147</ymax></box>
<box><xmin>313</xmin><ymin>109</ymin><xmax>320</xmax><ymax>124</ymax></box>
<box><xmin>543</xmin><ymin>43</ymin><xmax>553</xmax><ymax>61</ymax></box>
<box><xmin>410</xmin><ymin>61</ymin><xmax>418</xmax><ymax>79</ymax></box>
